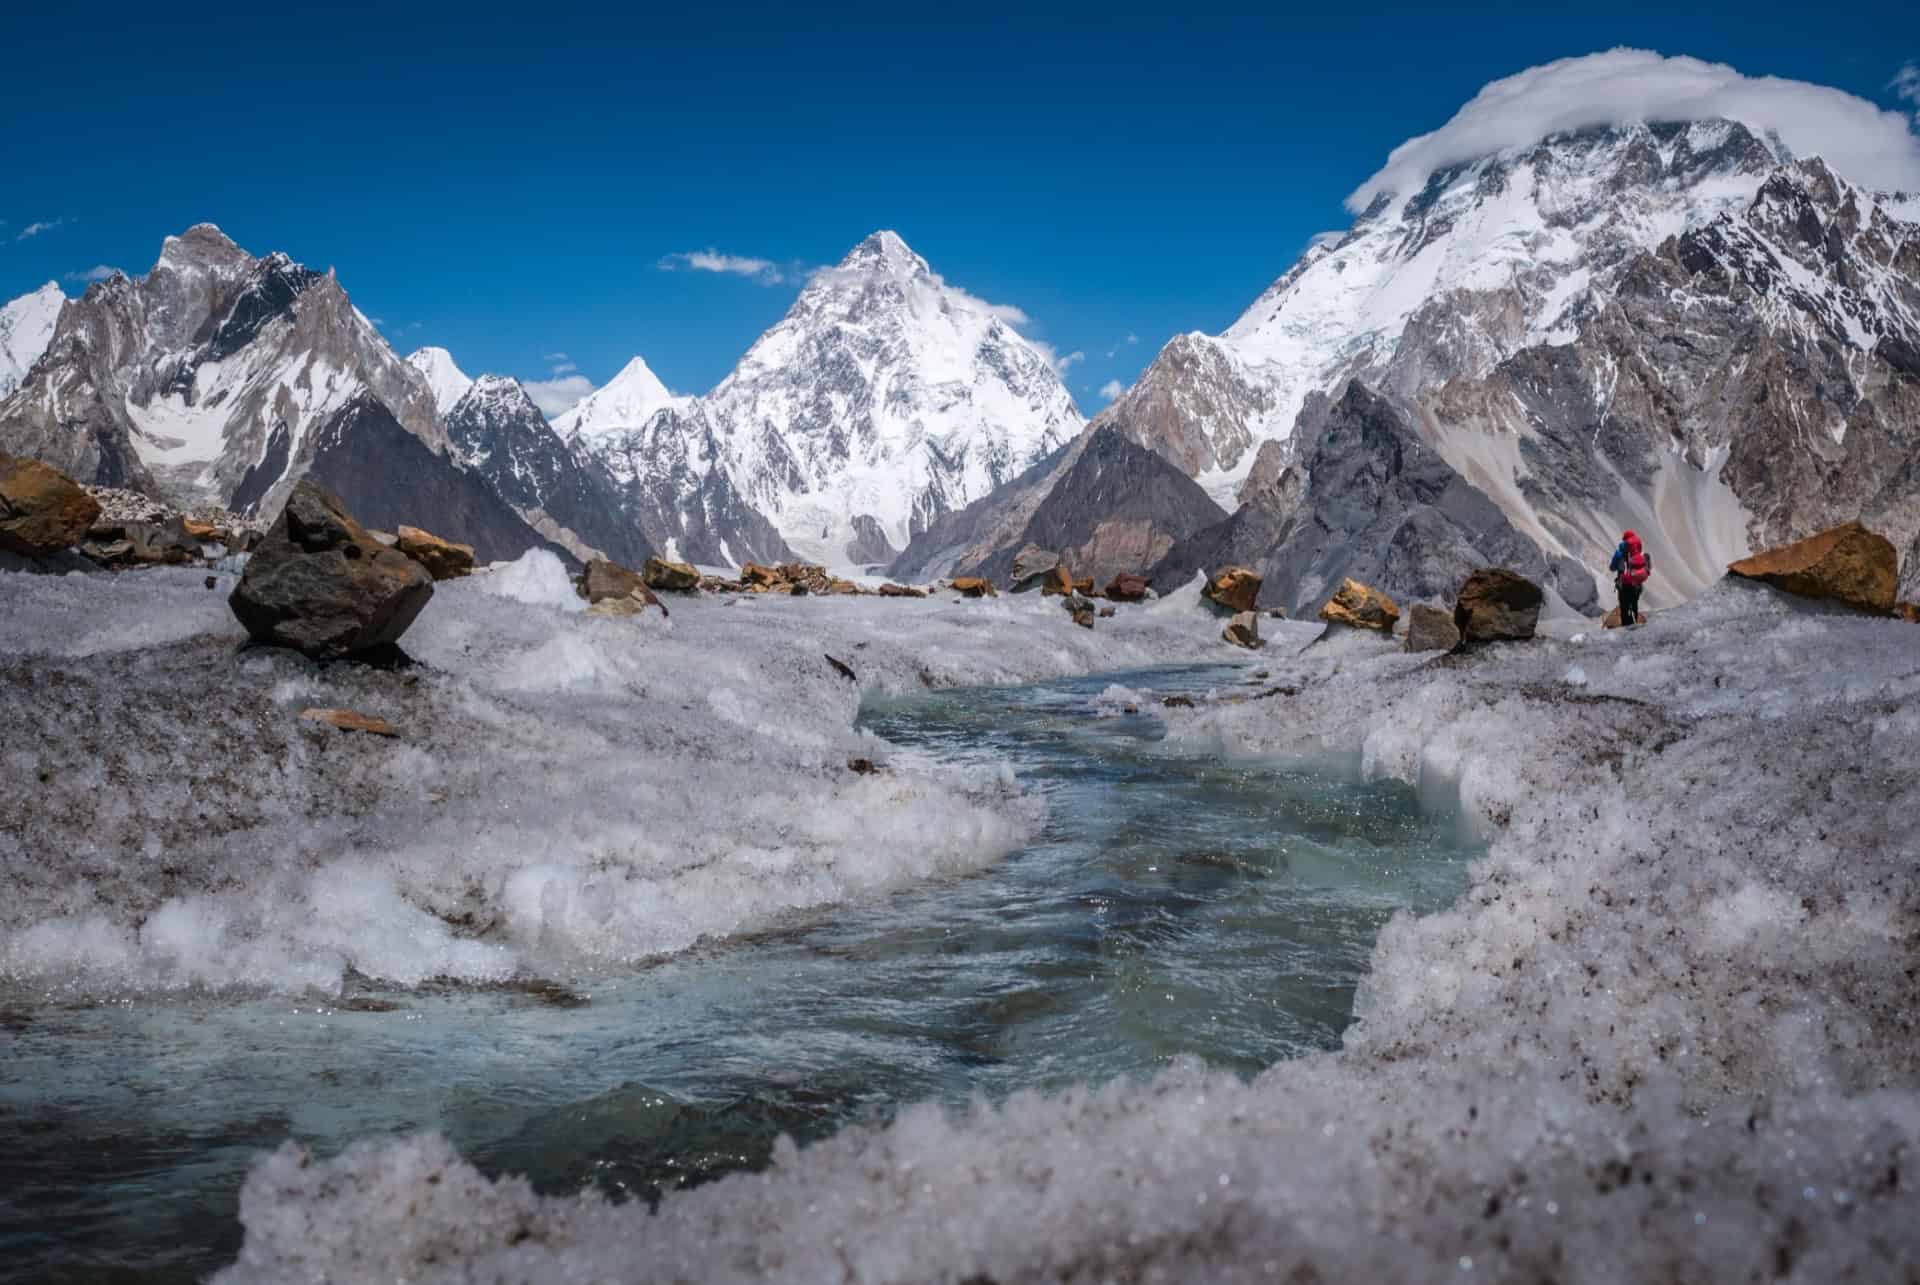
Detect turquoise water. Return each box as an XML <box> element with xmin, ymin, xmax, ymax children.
<box><xmin>0</xmin><ymin>665</ymin><xmax>1475</xmax><ymax>1282</ymax></box>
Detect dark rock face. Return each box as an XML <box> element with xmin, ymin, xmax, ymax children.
<box><xmin>257</xmin><ymin>395</ymin><xmax>557</xmax><ymax>566</ymax></box>
<box><xmin>844</xmin><ymin>514</ymin><xmax>896</xmax><ymax>566</ymax></box>
<box><xmin>1155</xmin><ymin>384</ymin><xmax>1559</xmax><ymax>618</ymax></box>
<box><xmin>0</xmin><ymin>450</ymin><xmax>101</xmax><ymax>556</ymax></box>
<box><xmin>888</xmin><ymin>438</ymin><xmax>1079</xmax><ymax>583</ymax></box>
<box><xmin>1453</xmin><ymin>568</ymin><xmax>1544</xmax><ymax>641</ymax></box>
<box><xmin>943</xmin><ymin>426</ymin><xmax>1226</xmax><ymax>588</ymax></box>
<box><xmin>445</xmin><ymin>376</ymin><xmax>650</xmax><ymax>567</ymax></box>
<box><xmin>229</xmin><ymin>480</ymin><xmax>433</xmax><ymax>658</ymax></box>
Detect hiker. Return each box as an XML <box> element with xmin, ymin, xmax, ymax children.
<box><xmin>1610</xmin><ymin>529</ymin><xmax>1652</xmax><ymax>626</ymax></box>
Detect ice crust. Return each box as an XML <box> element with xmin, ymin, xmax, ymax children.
<box><xmin>0</xmin><ymin>557</ymin><xmax>1225</xmax><ymax>996</ymax></box>
<box><xmin>203</xmin><ymin>576</ymin><xmax>1920</xmax><ymax>1282</ymax></box>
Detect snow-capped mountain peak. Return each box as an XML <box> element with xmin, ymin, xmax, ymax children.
<box><xmin>0</xmin><ymin>282</ymin><xmax>65</xmax><ymax>399</ymax></box>
<box><xmin>681</xmin><ymin>229</ymin><xmax>1081</xmax><ymax>563</ymax></box>
<box><xmin>552</xmin><ymin>355</ymin><xmax>684</xmax><ymax>441</ymax></box>
<box><xmin>1103</xmin><ymin>118</ymin><xmax>1796</xmax><ymax>500</ymax></box>
<box><xmin>407</xmin><ymin>346</ymin><xmax>475</xmax><ymax>416</ymax></box>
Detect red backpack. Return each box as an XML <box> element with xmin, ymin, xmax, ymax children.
<box><xmin>1621</xmin><ymin>545</ymin><xmax>1649</xmax><ymax>586</ymax></box>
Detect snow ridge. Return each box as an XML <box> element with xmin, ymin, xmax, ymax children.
<box><xmin>406</xmin><ymin>347</ymin><xmax>475</xmax><ymax>417</ymax></box>
<box><xmin>0</xmin><ymin>282</ymin><xmax>65</xmax><ymax>399</ymax></box>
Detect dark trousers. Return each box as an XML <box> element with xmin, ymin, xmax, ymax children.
<box><xmin>1618</xmin><ymin>580</ymin><xmax>1643</xmax><ymax>625</ymax></box>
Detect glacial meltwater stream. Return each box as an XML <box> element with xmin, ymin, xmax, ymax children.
<box><xmin>0</xmin><ymin>665</ymin><xmax>1477</xmax><ymax>1282</ymax></box>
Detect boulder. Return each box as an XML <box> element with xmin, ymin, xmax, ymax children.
<box><xmin>1073</xmin><ymin>576</ymin><xmax>1095</xmax><ymax>597</ymax></box>
<box><xmin>740</xmin><ymin>563</ymin><xmax>781</xmax><ymax>591</ymax></box>
<box><xmin>1319</xmin><ymin>578</ymin><xmax>1399</xmax><ymax>631</ymax></box>
<box><xmin>0</xmin><ymin>451</ymin><xmax>102</xmax><ymax>556</ymax></box>
<box><xmin>82</xmin><ymin>518</ymin><xmax>202</xmax><ymax>568</ymax></box>
<box><xmin>182</xmin><ymin>518</ymin><xmax>222</xmax><ymax>543</ymax></box>
<box><xmin>1406</xmin><ymin>602</ymin><xmax>1461</xmax><ymax>652</ymax></box>
<box><xmin>1063</xmin><ymin>593</ymin><xmax>1095</xmax><ymax>628</ymax></box>
<box><xmin>1098</xmin><ymin>606</ymin><xmax>1116</xmax><ymax>618</ymax></box>
<box><xmin>299</xmin><ymin>707</ymin><xmax>400</xmax><ymax>738</ymax></box>
<box><xmin>1038</xmin><ymin>565</ymin><xmax>1075</xmax><ymax>597</ymax></box>
<box><xmin>1897</xmin><ymin>602</ymin><xmax>1920</xmax><ymax>623</ymax></box>
<box><xmin>878</xmin><ymin>582</ymin><xmax>928</xmax><ymax>598</ymax></box>
<box><xmin>1105</xmin><ymin>572</ymin><xmax>1151</xmax><ymax>603</ymax></box>
<box><xmin>576</xmin><ymin>558</ymin><xmax>667</xmax><ymax>615</ymax></box>
<box><xmin>644</xmin><ymin>557</ymin><xmax>701</xmax><ymax>591</ymax></box>
<box><xmin>1204</xmin><ymin>566</ymin><xmax>1262</xmax><ymax>614</ymax></box>
<box><xmin>1453</xmin><ymin>568</ymin><xmax>1544</xmax><ymax>642</ymax></box>
<box><xmin>1010</xmin><ymin>544</ymin><xmax>1064</xmax><ymax>590</ymax></box>
<box><xmin>1222</xmin><ymin>610</ymin><xmax>1262</xmax><ymax>649</ymax></box>
<box><xmin>1727</xmin><ymin>521</ymin><xmax>1899</xmax><ymax>615</ymax></box>
<box><xmin>396</xmin><ymin>525</ymin><xmax>476</xmax><ymax>581</ymax></box>
<box><xmin>229</xmin><ymin>481</ymin><xmax>434</xmax><ymax>658</ymax></box>
<box><xmin>952</xmin><ymin>576</ymin><xmax>997</xmax><ymax>598</ymax></box>
<box><xmin>586</xmin><ymin>595</ymin><xmax>666</xmax><ymax>619</ymax></box>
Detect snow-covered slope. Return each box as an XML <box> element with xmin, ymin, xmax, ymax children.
<box><xmin>406</xmin><ymin>346</ymin><xmax>474</xmax><ymax>417</ymax></box>
<box><xmin>1104</xmin><ymin>120</ymin><xmax>1788</xmax><ymax>503</ymax></box>
<box><xmin>0</xmin><ymin>282</ymin><xmax>64</xmax><ymax>399</ymax></box>
<box><xmin>707</xmin><ymin>231</ymin><xmax>1083</xmax><ymax>564</ymax></box>
<box><xmin>551</xmin><ymin>355</ymin><xmax>685</xmax><ymax>441</ymax></box>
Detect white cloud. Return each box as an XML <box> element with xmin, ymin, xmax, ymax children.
<box><xmin>550</xmin><ymin>361</ymin><xmax>578</xmax><ymax>375</ymax></box>
<box><xmin>1048</xmin><ymin>349</ymin><xmax>1085</xmax><ymax>377</ymax></box>
<box><xmin>1349</xmin><ymin>49</ymin><xmax>1920</xmax><ymax>211</ymax></box>
<box><xmin>1893</xmin><ymin>62</ymin><xmax>1920</xmax><ymax>120</ymax></box>
<box><xmin>542</xmin><ymin>351</ymin><xmax>570</xmax><ymax>362</ymax></box>
<box><xmin>368</xmin><ymin>315</ymin><xmax>387</xmax><ymax>327</ymax></box>
<box><xmin>522</xmin><ymin>374</ymin><xmax>596</xmax><ymax>418</ymax></box>
<box><xmin>1098</xmin><ymin>379</ymin><xmax>1127</xmax><ymax>401</ymax></box>
<box><xmin>660</xmin><ymin>249</ymin><xmax>785</xmax><ymax>284</ymax></box>
<box><xmin>64</xmin><ymin>265</ymin><xmax>120</xmax><ymax>284</ymax></box>
<box><xmin>16</xmin><ymin>218</ymin><xmax>67</xmax><ymax>241</ymax></box>
<box><xmin>1126</xmin><ymin>332</ymin><xmax>1139</xmax><ymax>344</ymax></box>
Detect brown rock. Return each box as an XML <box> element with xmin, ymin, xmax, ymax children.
<box><xmin>1406</xmin><ymin>602</ymin><xmax>1462</xmax><ymax>652</ymax></box>
<box><xmin>878</xmin><ymin>582</ymin><xmax>928</xmax><ymax>598</ymax></box>
<box><xmin>1222</xmin><ymin>610</ymin><xmax>1262</xmax><ymax>649</ymax></box>
<box><xmin>396</xmin><ymin>525</ymin><xmax>476</xmax><ymax>581</ymax></box>
<box><xmin>643</xmin><ymin>557</ymin><xmax>701</xmax><ymax>591</ymax></box>
<box><xmin>205</xmin><ymin>575</ymin><xmax>218</xmax><ymax>590</ymax></box>
<box><xmin>1098</xmin><ymin>606</ymin><xmax>1116</xmax><ymax>618</ymax></box>
<box><xmin>299</xmin><ymin>707</ymin><xmax>400</xmax><ymax>738</ymax></box>
<box><xmin>1204</xmin><ymin>566</ymin><xmax>1262</xmax><ymax>614</ymax></box>
<box><xmin>1453</xmin><ymin>568</ymin><xmax>1544</xmax><ymax>642</ymax></box>
<box><xmin>577</xmin><ymin>558</ymin><xmax>649</xmax><ymax>604</ymax></box>
<box><xmin>182</xmin><ymin>518</ymin><xmax>222</xmax><ymax>543</ymax></box>
<box><xmin>229</xmin><ymin>481</ymin><xmax>434</xmax><ymax>658</ymax></box>
<box><xmin>1105</xmin><ymin>572</ymin><xmax>1151</xmax><ymax>602</ymax></box>
<box><xmin>0</xmin><ymin>451</ymin><xmax>102</xmax><ymax>556</ymax></box>
<box><xmin>1039</xmin><ymin>565</ymin><xmax>1075</xmax><ymax>597</ymax></box>
<box><xmin>1074</xmin><ymin>577</ymin><xmax>1095</xmax><ymax>597</ymax></box>
<box><xmin>740</xmin><ymin>563</ymin><xmax>781</xmax><ymax>590</ymax></box>
<box><xmin>1319</xmin><ymin>578</ymin><xmax>1399</xmax><ymax>631</ymax></box>
<box><xmin>1010</xmin><ymin>544</ymin><xmax>1064</xmax><ymax>590</ymax></box>
<box><xmin>1727</xmin><ymin>521</ymin><xmax>1898</xmax><ymax>615</ymax></box>
<box><xmin>1063</xmin><ymin>593</ymin><xmax>1095</xmax><ymax>629</ymax></box>
<box><xmin>1897</xmin><ymin>602</ymin><xmax>1920</xmax><ymax>623</ymax></box>
<box><xmin>952</xmin><ymin>576</ymin><xmax>998</xmax><ymax>598</ymax></box>
<box><xmin>585</xmin><ymin>595</ymin><xmax>665</xmax><ymax>619</ymax></box>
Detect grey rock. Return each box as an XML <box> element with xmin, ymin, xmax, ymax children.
<box><xmin>1222</xmin><ymin>610</ymin><xmax>1262</xmax><ymax>649</ymax></box>
<box><xmin>1009</xmin><ymin>544</ymin><xmax>1062</xmax><ymax>589</ymax></box>
<box><xmin>1406</xmin><ymin>603</ymin><xmax>1461</xmax><ymax>652</ymax></box>
<box><xmin>228</xmin><ymin>480</ymin><xmax>433</xmax><ymax>658</ymax></box>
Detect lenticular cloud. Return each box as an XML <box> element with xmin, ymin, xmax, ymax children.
<box><xmin>1348</xmin><ymin>49</ymin><xmax>1920</xmax><ymax>211</ymax></box>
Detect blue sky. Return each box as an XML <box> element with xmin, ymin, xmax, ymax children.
<box><xmin>2</xmin><ymin>0</ymin><xmax>1915</xmax><ymax>412</ymax></box>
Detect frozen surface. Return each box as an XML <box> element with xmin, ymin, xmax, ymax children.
<box><xmin>207</xmin><ymin>577</ymin><xmax>1920</xmax><ymax>1282</ymax></box>
<box><xmin>0</xmin><ymin>558</ymin><xmax>1227</xmax><ymax>997</ymax></box>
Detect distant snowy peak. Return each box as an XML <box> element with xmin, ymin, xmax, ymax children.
<box><xmin>552</xmin><ymin>355</ymin><xmax>685</xmax><ymax>440</ymax></box>
<box><xmin>696</xmin><ymin>228</ymin><xmax>1084</xmax><ymax>562</ymax></box>
<box><xmin>0</xmin><ymin>282</ymin><xmax>64</xmax><ymax>398</ymax></box>
<box><xmin>407</xmin><ymin>346</ymin><xmax>475</xmax><ymax>416</ymax></box>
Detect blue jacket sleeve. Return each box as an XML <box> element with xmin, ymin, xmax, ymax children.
<box><xmin>1609</xmin><ymin>544</ymin><xmax>1626</xmax><ymax>574</ymax></box>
